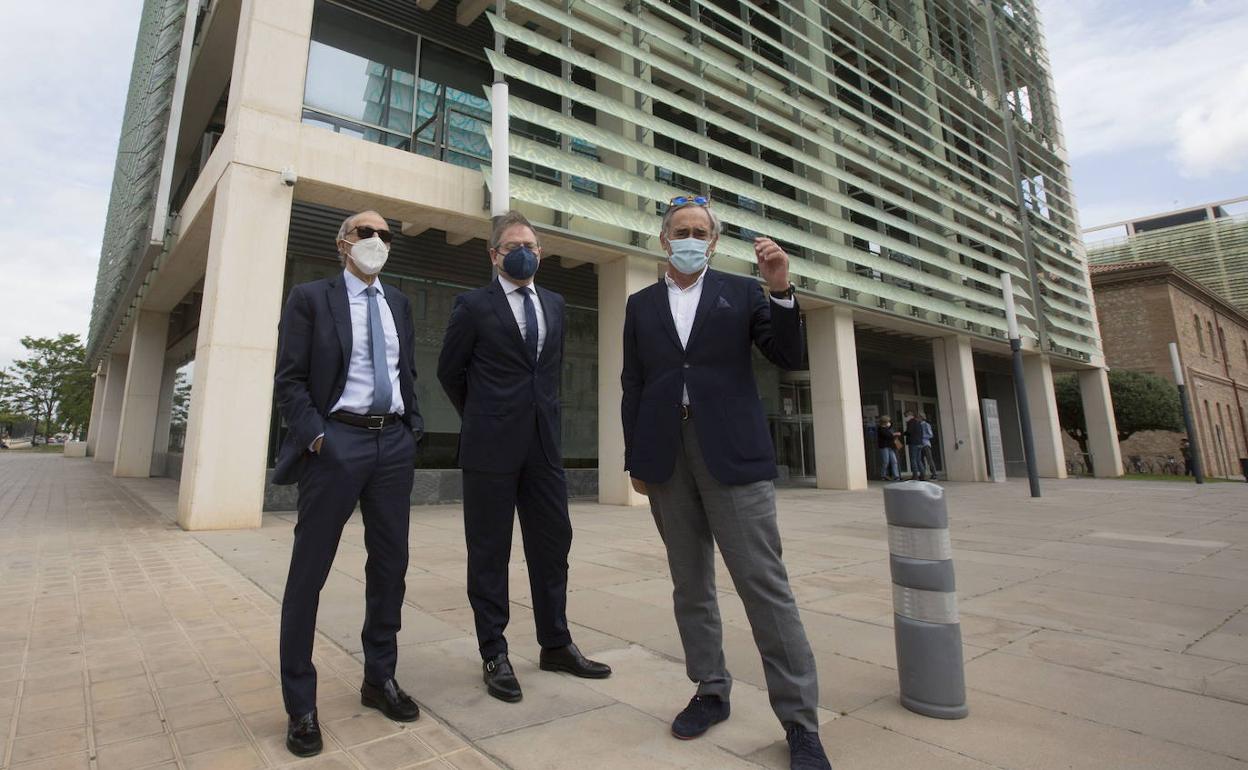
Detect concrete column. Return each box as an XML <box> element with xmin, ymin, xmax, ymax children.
<box><xmin>598</xmin><ymin>254</ymin><xmax>659</xmax><ymax>506</ymax></box>
<box><xmin>1077</xmin><ymin>367</ymin><xmax>1124</xmax><ymax>477</ymax></box>
<box><xmin>178</xmin><ymin>163</ymin><xmax>293</xmax><ymax>530</ymax></box>
<box><xmin>85</xmin><ymin>368</ymin><xmax>107</xmax><ymax>456</ymax></box>
<box><xmin>225</xmin><ymin>0</ymin><xmax>314</xmax><ymax>127</ymax></box>
<box><xmin>932</xmin><ymin>335</ymin><xmax>987</xmax><ymax>482</ymax></box>
<box><xmin>151</xmin><ymin>358</ymin><xmax>180</xmax><ymax>475</ymax></box>
<box><xmin>1022</xmin><ymin>354</ymin><xmax>1067</xmax><ymax>478</ymax></box>
<box><xmin>114</xmin><ymin>311</ymin><xmax>171</xmax><ymax>477</ymax></box>
<box><xmin>806</xmin><ymin>305</ymin><xmax>868</xmax><ymax>490</ymax></box>
<box><xmin>93</xmin><ymin>353</ymin><xmax>129</xmax><ymax>465</ymax></box>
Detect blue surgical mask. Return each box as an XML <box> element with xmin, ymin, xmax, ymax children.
<box><xmin>668</xmin><ymin>237</ymin><xmax>710</xmax><ymax>274</ymax></box>
<box><xmin>501</xmin><ymin>245</ymin><xmax>539</xmax><ymax>280</ymax></box>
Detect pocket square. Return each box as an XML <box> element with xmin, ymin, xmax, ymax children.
<box><xmin>716</xmin><ymin>296</ymin><xmax>732</xmax><ymax>309</ymax></box>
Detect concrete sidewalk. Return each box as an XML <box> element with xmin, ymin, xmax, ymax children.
<box><xmin>2</xmin><ymin>453</ymin><xmax>1247</xmax><ymax>769</ymax></box>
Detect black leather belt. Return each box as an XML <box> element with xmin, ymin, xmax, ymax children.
<box><xmin>330</xmin><ymin>411</ymin><xmax>401</xmax><ymax>430</ymax></box>
<box><xmin>680</xmin><ymin>404</ymin><xmax>692</xmax><ymax>421</ymax></box>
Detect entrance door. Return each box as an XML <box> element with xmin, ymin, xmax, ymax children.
<box><xmin>893</xmin><ymin>396</ymin><xmax>942</xmax><ymax>476</ymax></box>
<box><xmin>771</xmin><ymin>381</ymin><xmax>815</xmax><ymax>480</ymax></box>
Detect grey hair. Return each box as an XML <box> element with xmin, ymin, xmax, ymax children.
<box><xmin>660</xmin><ymin>200</ymin><xmax>722</xmax><ymax>238</ymax></box>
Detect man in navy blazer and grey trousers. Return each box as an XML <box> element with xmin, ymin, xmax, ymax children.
<box><xmin>622</xmin><ymin>198</ymin><xmax>831</xmax><ymax>770</ymax></box>
<box><xmin>272</xmin><ymin>210</ymin><xmax>423</xmax><ymax>758</ymax></box>
<box><xmin>437</xmin><ymin>210</ymin><xmax>610</xmax><ymax>704</ymax></box>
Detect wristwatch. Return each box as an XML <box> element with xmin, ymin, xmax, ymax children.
<box><xmin>770</xmin><ymin>283</ymin><xmax>796</xmax><ymax>300</ymax></box>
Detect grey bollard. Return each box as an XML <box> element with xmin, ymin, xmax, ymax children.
<box><xmin>883</xmin><ymin>482</ymin><xmax>968</xmax><ymax>719</ymax></box>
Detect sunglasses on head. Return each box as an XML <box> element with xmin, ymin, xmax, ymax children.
<box><xmin>349</xmin><ymin>225</ymin><xmax>393</xmax><ymax>244</ymax></box>
<box><xmin>668</xmin><ymin>195</ymin><xmax>709</xmax><ymax>207</ymax></box>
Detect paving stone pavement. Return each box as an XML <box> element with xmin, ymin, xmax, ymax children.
<box><xmin>2</xmin><ymin>452</ymin><xmax>1248</xmax><ymax>769</ymax></box>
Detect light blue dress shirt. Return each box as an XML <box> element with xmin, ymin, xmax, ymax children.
<box><xmin>332</xmin><ymin>269</ymin><xmax>404</xmax><ymax>416</ymax></box>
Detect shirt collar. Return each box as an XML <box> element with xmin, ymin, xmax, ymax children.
<box><xmin>497</xmin><ymin>272</ymin><xmax>536</xmax><ymax>296</ymax></box>
<box><xmin>664</xmin><ymin>267</ymin><xmax>707</xmax><ymax>294</ymax></box>
<box><xmin>342</xmin><ymin>268</ymin><xmax>384</xmax><ymax>298</ymax></box>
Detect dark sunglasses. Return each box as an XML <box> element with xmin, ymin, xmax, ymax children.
<box><xmin>349</xmin><ymin>225</ymin><xmax>393</xmax><ymax>244</ymax></box>
<box><xmin>668</xmin><ymin>195</ymin><xmax>709</xmax><ymax>206</ymax></box>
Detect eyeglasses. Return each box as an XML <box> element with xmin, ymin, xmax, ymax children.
<box><xmin>668</xmin><ymin>195</ymin><xmax>709</xmax><ymax>207</ymax></box>
<box><xmin>497</xmin><ymin>241</ymin><xmax>540</xmax><ymax>252</ymax></box>
<box><xmin>349</xmin><ymin>225</ymin><xmax>393</xmax><ymax>244</ymax></box>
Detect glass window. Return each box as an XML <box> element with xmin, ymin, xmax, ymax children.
<box><xmin>1195</xmin><ymin>316</ymin><xmax>1205</xmax><ymax>353</ymax></box>
<box><xmin>1209</xmin><ymin>321</ymin><xmax>1219</xmax><ymax>358</ymax></box>
<box><xmin>415</xmin><ymin>41</ymin><xmax>492</xmax><ymax>168</ymax></box>
<box><xmin>304</xmin><ymin>2</ymin><xmax>417</xmax><ymax>138</ymax></box>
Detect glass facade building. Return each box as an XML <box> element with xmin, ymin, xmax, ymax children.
<box><xmin>84</xmin><ymin>0</ymin><xmax>1118</xmax><ymax>526</ymax></box>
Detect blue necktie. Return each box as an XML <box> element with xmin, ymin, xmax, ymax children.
<box><xmin>365</xmin><ymin>286</ymin><xmax>392</xmax><ymax>414</ymax></box>
<box><xmin>519</xmin><ymin>287</ymin><xmax>539</xmax><ymax>362</ymax></box>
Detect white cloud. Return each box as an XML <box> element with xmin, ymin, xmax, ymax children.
<box><xmin>1173</xmin><ymin>62</ymin><xmax>1248</xmax><ymax>178</ymax></box>
<box><xmin>1039</xmin><ymin>0</ymin><xmax>1248</xmax><ymax>161</ymax></box>
<box><xmin>0</xmin><ymin>0</ymin><xmax>142</xmax><ymax>369</ymax></box>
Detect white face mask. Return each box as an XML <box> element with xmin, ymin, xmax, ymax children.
<box><xmin>348</xmin><ymin>235</ymin><xmax>389</xmax><ymax>275</ymax></box>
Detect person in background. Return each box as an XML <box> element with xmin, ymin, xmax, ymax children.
<box><xmin>919</xmin><ymin>412</ymin><xmax>937</xmax><ymax>480</ymax></box>
<box><xmin>877</xmin><ymin>416</ymin><xmax>900</xmax><ymax>481</ymax></box>
<box><xmin>904</xmin><ymin>411</ymin><xmax>925</xmax><ymax>481</ymax></box>
<box><xmin>1179</xmin><ymin>437</ymin><xmax>1193</xmax><ymax>476</ymax></box>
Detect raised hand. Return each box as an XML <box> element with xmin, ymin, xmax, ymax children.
<box><xmin>754</xmin><ymin>237</ymin><xmax>790</xmax><ymax>292</ymax></box>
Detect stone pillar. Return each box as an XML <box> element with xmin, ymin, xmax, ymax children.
<box><xmin>1077</xmin><ymin>367</ymin><xmax>1123</xmax><ymax>477</ymax></box>
<box><xmin>225</xmin><ymin>0</ymin><xmax>314</xmax><ymax>128</ymax></box>
<box><xmin>806</xmin><ymin>305</ymin><xmax>867</xmax><ymax>490</ymax></box>
<box><xmin>93</xmin><ymin>353</ymin><xmax>129</xmax><ymax>465</ymax></box>
<box><xmin>178</xmin><ymin>163</ymin><xmax>293</xmax><ymax>530</ymax></box>
<box><xmin>1022</xmin><ymin>353</ymin><xmax>1067</xmax><ymax>478</ymax></box>
<box><xmin>598</xmin><ymin>254</ymin><xmax>658</xmax><ymax>506</ymax></box>
<box><xmin>114</xmin><ymin>310</ymin><xmax>171</xmax><ymax>477</ymax></box>
<box><xmin>151</xmin><ymin>358</ymin><xmax>180</xmax><ymax>475</ymax></box>
<box><xmin>85</xmin><ymin>367</ymin><xmax>108</xmax><ymax>456</ymax></box>
<box><xmin>932</xmin><ymin>335</ymin><xmax>987</xmax><ymax>482</ymax></box>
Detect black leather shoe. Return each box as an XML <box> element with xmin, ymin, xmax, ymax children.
<box><xmin>671</xmin><ymin>694</ymin><xmax>730</xmax><ymax>739</ymax></box>
<box><xmin>361</xmin><ymin>678</ymin><xmax>420</xmax><ymax>722</ymax></box>
<box><xmin>286</xmin><ymin>710</ymin><xmax>322</xmax><ymax>757</ymax></box>
<box><xmin>786</xmin><ymin>724</ymin><xmax>833</xmax><ymax>769</ymax></box>
<box><xmin>539</xmin><ymin>643</ymin><xmax>612</xmax><ymax>679</ymax></box>
<box><xmin>483</xmin><ymin>653</ymin><xmax>522</xmax><ymax>702</ymax></box>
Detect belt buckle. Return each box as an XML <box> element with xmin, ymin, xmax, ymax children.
<box><xmin>366</xmin><ymin>415</ymin><xmax>386</xmax><ymax>430</ymax></box>
<box><xmin>680</xmin><ymin>404</ymin><xmax>691</xmax><ymax>421</ymax></box>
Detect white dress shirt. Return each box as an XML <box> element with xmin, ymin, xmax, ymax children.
<box><xmin>497</xmin><ymin>273</ymin><xmax>547</xmax><ymax>356</ymax></box>
<box><xmin>331</xmin><ymin>269</ymin><xmax>404</xmax><ymax>416</ymax></box>
<box><xmin>664</xmin><ymin>269</ymin><xmax>794</xmax><ymax>405</ymax></box>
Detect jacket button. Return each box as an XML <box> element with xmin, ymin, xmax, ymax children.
<box><xmin>683</xmin><ymin>363</ymin><xmax>690</xmax><ymax>369</ymax></box>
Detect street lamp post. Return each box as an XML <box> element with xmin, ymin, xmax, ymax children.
<box><xmin>1169</xmin><ymin>342</ymin><xmax>1204</xmax><ymax>484</ymax></box>
<box><xmin>1001</xmin><ymin>273</ymin><xmax>1041</xmax><ymax>498</ymax></box>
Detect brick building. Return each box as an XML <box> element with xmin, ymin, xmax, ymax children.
<box><xmin>1090</xmin><ymin>261</ymin><xmax>1248</xmax><ymax>478</ymax></box>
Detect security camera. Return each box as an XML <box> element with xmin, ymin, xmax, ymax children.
<box><xmin>280</xmin><ymin>166</ymin><xmax>298</xmax><ymax>187</ymax></box>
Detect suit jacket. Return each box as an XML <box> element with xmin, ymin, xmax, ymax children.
<box><xmin>621</xmin><ymin>269</ymin><xmax>802</xmax><ymax>486</ymax></box>
<box><xmin>271</xmin><ymin>274</ymin><xmax>424</xmax><ymax>485</ymax></box>
<box><xmin>436</xmin><ymin>278</ymin><xmax>565</xmax><ymax>473</ymax></box>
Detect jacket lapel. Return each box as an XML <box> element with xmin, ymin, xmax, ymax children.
<box><xmin>326</xmin><ymin>276</ymin><xmax>352</xmax><ymax>366</ymax></box>
<box><xmin>651</xmin><ymin>281</ymin><xmax>683</xmax><ymax>351</ymax></box>
<box><xmin>684</xmin><ymin>270</ymin><xmax>723</xmax><ymax>351</ymax></box>
<box><xmin>536</xmin><ymin>286</ymin><xmax>560</xmax><ymax>366</ymax></box>
<box><xmin>487</xmin><ymin>279</ymin><xmax>530</xmax><ymax>365</ymax></box>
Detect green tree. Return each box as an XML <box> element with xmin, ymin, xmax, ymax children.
<box><xmin>1055</xmin><ymin>369</ymin><xmax>1184</xmax><ymax>471</ymax></box>
<box><xmin>0</xmin><ymin>368</ymin><xmax>30</xmax><ymax>438</ymax></box>
<box><xmin>10</xmin><ymin>334</ymin><xmax>93</xmax><ymax>443</ymax></box>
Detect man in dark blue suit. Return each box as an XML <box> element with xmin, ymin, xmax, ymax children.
<box><xmin>272</xmin><ymin>210</ymin><xmax>423</xmax><ymax>757</ymax></box>
<box><xmin>621</xmin><ymin>198</ymin><xmax>831</xmax><ymax>770</ymax></box>
<box><xmin>437</xmin><ymin>210</ymin><xmax>610</xmax><ymax>703</ymax></box>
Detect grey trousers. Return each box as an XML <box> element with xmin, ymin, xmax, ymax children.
<box><xmin>649</xmin><ymin>420</ymin><xmax>820</xmax><ymax>731</ymax></box>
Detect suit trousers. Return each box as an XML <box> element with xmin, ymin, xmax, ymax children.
<box><xmin>649</xmin><ymin>419</ymin><xmax>820</xmax><ymax>732</ymax></box>
<box><xmin>462</xmin><ymin>423</ymin><xmax>573</xmax><ymax>659</ymax></box>
<box><xmin>280</xmin><ymin>420</ymin><xmax>416</xmax><ymax>716</ymax></box>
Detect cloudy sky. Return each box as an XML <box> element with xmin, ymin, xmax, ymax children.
<box><xmin>1</xmin><ymin>0</ymin><xmax>1247</xmax><ymax>369</ymax></box>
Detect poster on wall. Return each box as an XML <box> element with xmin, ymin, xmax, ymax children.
<box><xmin>981</xmin><ymin>398</ymin><xmax>1007</xmax><ymax>483</ymax></box>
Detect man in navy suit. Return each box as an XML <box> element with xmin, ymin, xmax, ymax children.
<box><xmin>273</xmin><ymin>210</ymin><xmax>423</xmax><ymax>757</ymax></box>
<box><xmin>621</xmin><ymin>198</ymin><xmax>831</xmax><ymax>770</ymax></box>
<box><xmin>437</xmin><ymin>210</ymin><xmax>610</xmax><ymax>703</ymax></box>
